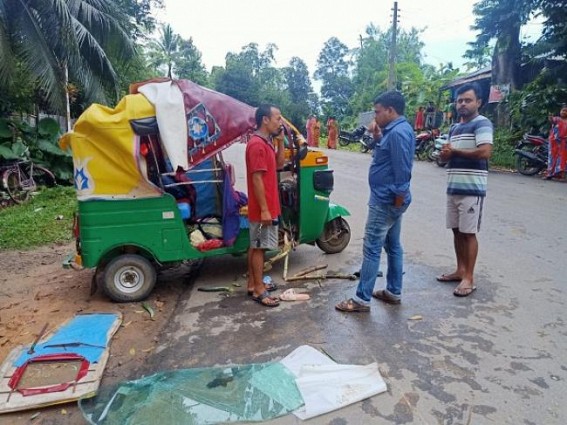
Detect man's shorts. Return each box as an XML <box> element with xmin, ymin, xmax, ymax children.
<box><xmin>249</xmin><ymin>222</ymin><xmax>278</xmax><ymax>250</ymax></box>
<box><xmin>446</xmin><ymin>195</ymin><xmax>485</xmax><ymax>234</ymax></box>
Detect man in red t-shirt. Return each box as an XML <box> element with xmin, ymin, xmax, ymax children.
<box><xmin>246</xmin><ymin>104</ymin><xmax>285</xmax><ymax>307</ymax></box>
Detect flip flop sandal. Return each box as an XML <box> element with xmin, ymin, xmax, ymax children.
<box><xmin>247</xmin><ymin>282</ymin><xmax>278</xmax><ymax>296</ymax></box>
<box><xmin>453</xmin><ymin>286</ymin><xmax>477</xmax><ymax>297</ymax></box>
<box><xmin>436</xmin><ymin>274</ymin><xmax>462</xmax><ymax>283</ymax></box>
<box><xmin>279</xmin><ymin>288</ymin><xmax>310</xmax><ymax>301</ymax></box>
<box><xmin>251</xmin><ymin>291</ymin><xmax>280</xmax><ymax>307</ymax></box>
<box><xmin>335</xmin><ymin>298</ymin><xmax>370</xmax><ymax>312</ymax></box>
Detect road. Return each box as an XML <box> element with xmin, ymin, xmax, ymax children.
<box><xmin>143</xmin><ymin>145</ymin><xmax>567</xmax><ymax>425</ymax></box>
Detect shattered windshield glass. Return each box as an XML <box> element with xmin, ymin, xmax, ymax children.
<box><xmin>80</xmin><ymin>362</ymin><xmax>303</xmax><ymax>425</ymax></box>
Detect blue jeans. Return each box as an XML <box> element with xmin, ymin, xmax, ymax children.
<box><xmin>353</xmin><ymin>203</ymin><xmax>408</xmax><ymax>305</ymax></box>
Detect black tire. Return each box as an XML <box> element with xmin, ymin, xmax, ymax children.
<box><xmin>515</xmin><ymin>143</ymin><xmax>544</xmax><ymax>176</ymax></box>
<box><xmin>316</xmin><ymin>217</ymin><xmax>351</xmax><ymax>254</ymax></box>
<box><xmin>30</xmin><ymin>165</ymin><xmax>57</xmax><ymax>187</ymax></box>
<box><xmin>102</xmin><ymin>254</ymin><xmax>156</xmax><ymax>302</ymax></box>
<box><xmin>360</xmin><ymin>143</ymin><xmax>369</xmax><ymax>153</ymax></box>
<box><xmin>2</xmin><ymin>169</ymin><xmax>30</xmax><ymax>204</ymax></box>
<box><xmin>424</xmin><ymin>143</ymin><xmax>435</xmax><ymax>161</ymax></box>
<box><xmin>338</xmin><ymin>137</ymin><xmax>350</xmax><ymax>147</ymax></box>
<box><xmin>415</xmin><ymin>142</ymin><xmax>430</xmax><ymax>161</ymax></box>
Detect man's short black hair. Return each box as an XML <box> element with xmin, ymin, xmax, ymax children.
<box><xmin>255</xmin><ymin>104</ymin><xmax>277</xmax><ymax>128</ymax></box>
<box><xmin>456</xmin><ymin>82</ymin><xmax>483</xmax><ymax>100</ymax></box>
<box><xmin>374</xmin><ymin>91</ymin><xmax>406</xmax><ymax>115</ymax></box>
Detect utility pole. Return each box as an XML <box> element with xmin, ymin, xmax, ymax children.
<box><xmin>388</xmin><ymin>1</ymin><xmax>399</xmax><ymax>90</ymax></box>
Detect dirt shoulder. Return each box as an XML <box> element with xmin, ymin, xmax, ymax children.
<box><xmin>0</xmin><ymin>243</ymin><xmax>186</xmax><ymax>424</ymax></box>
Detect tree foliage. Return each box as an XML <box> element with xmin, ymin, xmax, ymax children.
<box><xmin>314</xmin><ymin>37</ymin><xmax>354</xmax><ymax>120</ymax></box>
<box><xmin>0</xmin><ymin>0</ymin><xmax>135</xmax><ymax>114</ymax></box>
<box><xmin>283</xmin><ymin>57</ymin><xmax>316</xmax><ymax>128</ymax></box>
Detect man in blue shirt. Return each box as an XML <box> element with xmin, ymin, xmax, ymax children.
<box><xmin>336</xmin><ymin>91</ymin><xmax>415</xmax><ymax>312</ymax></box>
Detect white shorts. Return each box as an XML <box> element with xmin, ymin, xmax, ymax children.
<box><xmin>446</xmin><ymin>195</ymin><xmax>485</xmax><ymax>234</ymax></box>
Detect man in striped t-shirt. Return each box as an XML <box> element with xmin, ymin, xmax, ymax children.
<box><xmin>438</xmin><ymin>83</ymin><xmax>493</xmax><ymax>297</ymax></box>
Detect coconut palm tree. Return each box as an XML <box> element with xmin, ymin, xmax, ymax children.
<box><xmin>146</xmin><ymin>24</ymin><xmax>180</xmax><ymax>78</ymax></box>
<box><xmin>0</xmin><ymin>0</ymin><xmax>134</xmax><ymax>114</ymax></box>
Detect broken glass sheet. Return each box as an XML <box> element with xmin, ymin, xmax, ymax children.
<box><xmin>80</xmin><ymin>362</ymin><xmax>303</xmax><ymax>425</ymax></box>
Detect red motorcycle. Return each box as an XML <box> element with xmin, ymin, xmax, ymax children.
<box><xmin>415</xmin><ymin>128</ymin><xmax>440</xmax><ymax>161</ymax></box>
<box><xmin>513</xmin><ymin>133</ymin><xmax>548</xmax><ymax>176</ymax></box>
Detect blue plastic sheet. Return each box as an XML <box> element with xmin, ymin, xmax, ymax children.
<box><xmin>15</xmin><ymin>313</ymin><xmax>120</xmax><ymax>366</ymax></box>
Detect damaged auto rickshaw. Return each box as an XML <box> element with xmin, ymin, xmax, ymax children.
<box><xmin>60</xmin><ymin>79</ymin><xmax>351</xmax><ymax>302</ymax></box>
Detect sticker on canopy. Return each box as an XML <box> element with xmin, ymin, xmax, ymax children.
<box><xmin>73</xmin><ymin>157</ymin><xmax>94</xmax><ymax>196</ymax></box>
<box><xmin>186</xmin><ymin>103</ymin><xmax>221</xmax><ymax>165</ymax></box>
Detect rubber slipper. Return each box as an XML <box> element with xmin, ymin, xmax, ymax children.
<box><xmin>335</xmin><ymin>298</ymin><xmax>370</xmax><ymax>312</ymax></box>
<box><xmin>247</xmin><ymin>282</ymin><xmax>278</xmax><ymax>296</ymax></box>
<box><xmin>279</xmin><ymin>288</ymin><xmax>310</xmax><ymax>301</ymax></box>
<box><xmin>251</xmin><ymin>291</ymin><xmax>280</xmax><ymax>307</ymax></box>
<box><xmin>453</xmin><ymin>286</ymin><xmax>477</xmax><ymax>297</ymax></box>
<box><xmin>436</xmin><ymin>274</ymin><xmax>462</xmax><ymax>283</ymax></box>
<box><xmin>372</xmin><ymin>289</ymin><xmax>401</xmax><ymax>305</ymax></box>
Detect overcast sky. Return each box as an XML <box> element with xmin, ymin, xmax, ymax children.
<box><xmin>156</xmin><ymin>0</ymin><xmax>542</xmax><ymax>76</ymax></box>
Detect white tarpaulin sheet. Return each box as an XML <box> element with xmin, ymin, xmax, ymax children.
<box><xmin>280</xmin><ymin>345</ymin><xmax>387</xmax><ymax>420</ymax></box>
<box><xmin>138</xmin><ymin>81</ymin><xmax>188</xmax><ymax>170</ymax></box>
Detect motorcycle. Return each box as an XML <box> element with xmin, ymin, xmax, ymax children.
<box><xmin>513</xmin><ymin>133</ymin><xmax>548</xmax><ymax>176</ymax></box>
<box><xmin>338</xmin><ymin>125</ymin><xmax>374</xmax><ymax>153</ymax></box>
<box><xmin>430</xmin><ymin>134</ymin><xmax>449</xmax><ymax>167</ymax></box>
<box><xmin>414</xmin><ymin>128</ymin><xmax>440</xmax><ymax>161</ymax></box>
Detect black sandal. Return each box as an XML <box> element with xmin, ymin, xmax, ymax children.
<box><xmin>335</xmin><ymin>298</ymin><xmax>370</xmax><ymax>312</ymax></box>
<box><xmin>247</xmin><ymin>282</ymin><xmax>278</xmax><ymax>296</ymax></box>
<box><xmin>251</xmin><ymin>291</ymin><xmax>280</xmax><ymax>307</ymax></box>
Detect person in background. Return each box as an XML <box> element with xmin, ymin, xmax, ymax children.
<box><xmin>443</xmin><ymin>101</ymin><xmax>453</xmax><ymax>126</ymax></box>
<box><xmin>437</xmin><ymin>82</ymin><xmax>493</xmax><ymax>297</ymax></box>
<box><xmin>327</xmin><ymin>116</ymin><xmax>338</xmax><ymax>149</ymax></box>
<box><xmin>425</xmin><ymin>101</ymin><xmax>436</xmax><ymax>129</ymax></box>
<box><xmin>414</xmin><ymin>106</ymin><xmax>425</xmax><ymax>131</ymax></box>
<box><xmin>312</xmin><ymin>116</ymin><xmax>321</xmax><ymax>147</ymax></box>
<box><xmin>335</xmin><ymin>90</ymin><xmax>415</xmax><ymax>312</ymax></box>
<box><xmin>544</xmin><ymin>105</ymin><xmax>567</xmax><ymax>181</ymax></box>
<box><xmin>306</xmin><ymin>115</ymin><xmax>315</xmax><ymax>147</ymax></box>
<box><xmin>246</xmin><ymin>104</ymin><xmax>285</xmax><ymax>307</ymax></box>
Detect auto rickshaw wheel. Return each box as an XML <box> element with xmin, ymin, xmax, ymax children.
<box><xmin>316</xmin><ymin>217</ymin><xmax>351</xmax><ymax>254</ymax></box>
<box><xmin>103</xmin><ymin>254</ymin><xmax>156</xmax><ymax>302</ymax></box>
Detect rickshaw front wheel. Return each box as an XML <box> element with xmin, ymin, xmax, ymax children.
<box><xmin>316</xmin><ymin>217</ymin><xmax>351</xmax><ymax>254</ymax></box>
<box><xmin>103</xmin><ymin>254</ymin><xmax>157</xmax><ymax>302</ymax></box>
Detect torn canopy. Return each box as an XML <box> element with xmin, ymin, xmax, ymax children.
<box><xmin>79</xmin><ymin>362</ymin><xmax>303</xmax><ymax>424</ymax></box>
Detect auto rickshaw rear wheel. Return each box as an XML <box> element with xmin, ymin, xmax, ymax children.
<box><xmin>316</xmin><ymin>217</ymin><xmax>351</xmax><ymax>254</ymax></box>
<box><xmin>102</xmin><ymin>254</ymin><xmax>156</xmax><ymax>302</ymax></box>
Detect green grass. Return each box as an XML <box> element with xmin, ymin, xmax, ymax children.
<box><xmin>0</xmin><ymin>186</ymin><xmax>77</xmax><ymax>251</ymax></box>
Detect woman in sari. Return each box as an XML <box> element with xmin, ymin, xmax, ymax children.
<box><xmin>327</xmin><ymin>116</ymin><xmax>338</xmax><ymax>149</ymax></box>
<box><xmin>306</xmin><ymin>115</ymin><xmax>315</xmax><ymax>146</ymax></box>
<box><xmin>545</xmin><ymin>105</ymin><xmax>567</xmax><ymax>180</ymax></box>
<box><xmin>414</xmin><ymin>106</ymin><xmax>425</xmax><ymax>131</ymax></box>
<box><xmin>312</xmin><ymin>117</ymin><xmax>321</xmax><ymax>147</ymax></box>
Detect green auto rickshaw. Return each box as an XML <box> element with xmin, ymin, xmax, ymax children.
<box><xmin>60</xmin><ymin>79</ymin><xmax>350</xmax><ymax>302</ymax></box>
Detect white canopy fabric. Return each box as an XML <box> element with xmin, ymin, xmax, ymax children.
<box><xmin>138</xmin><ymin>81</ymin><xmax>188</xmax><ymax>170</ymax></box>
<box><xmin>280</xmin><ymin>345</ymin><xmax>387</xmax><ymax>420</ymax></box>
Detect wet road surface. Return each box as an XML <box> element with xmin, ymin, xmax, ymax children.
<box><xmin>142</xmin><ymin>146</ymin><xmax>567</xmax><ymax>424</ymax></box>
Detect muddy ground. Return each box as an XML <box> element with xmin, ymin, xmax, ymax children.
<box><xmin>0</xmin><ymin>242</ymin><xmax>190</xmax><ymax>424</ymax></box>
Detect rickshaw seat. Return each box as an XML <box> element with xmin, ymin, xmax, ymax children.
<box><xmin>130</xmin><ymin>117</ymin><xmax>160</xmax><ymax>136</ymax></box>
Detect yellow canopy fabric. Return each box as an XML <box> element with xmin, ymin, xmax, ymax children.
<box><xmin>60</xmin><ymin>94</ymin><xmax>161</xmax><ymax>200</ymax></box>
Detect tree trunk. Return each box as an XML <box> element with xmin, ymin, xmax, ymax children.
<box><xmin>491</xmin><ymin>25</ymin><xmax>521</xmax><ymax>128</ymax></box>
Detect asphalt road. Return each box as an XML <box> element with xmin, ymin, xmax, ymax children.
<box><xmin>143</xmin><ymin>145</ymin><xmax>567</xmax><ymax>425</ymax></box>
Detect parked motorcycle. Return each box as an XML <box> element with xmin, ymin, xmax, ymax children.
<box><xmin>414</xmin><ymin>128</ymin><xmax>440</xmax><ymax>161</ymax></box>
<box><xmin>338</xmin><ymin>125</ymin><xmax>374</xmax><ymax>153</ymax></box>
<box><xmin>513</xmin><ymin>133</ymin><xmax>548</xmax><ymax>176</ymax></box>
